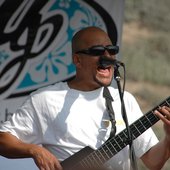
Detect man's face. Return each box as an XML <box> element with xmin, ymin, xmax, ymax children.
<box><xmin>73</xmin><ymin>30</ymin><xmax>118</xmax><ymax>89</ymax></box>
<box><xmin>77</xmin><ymin>49</ymin><xmax>115</xmax><ymax>87</ymax></box>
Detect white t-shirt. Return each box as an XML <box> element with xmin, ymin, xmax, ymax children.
<box><xmin>0</xmin><ymin>82</ymin><xmax>158</xmax><ymax>170</ymax></box>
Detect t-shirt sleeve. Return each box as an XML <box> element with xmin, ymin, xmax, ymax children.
<box><xmin>134</xmin><ymin>128</ymin><xmax>158</xmax><ymax>158</ymax></box>
<box><xmin>0</xmin><ymin>96</ymin><xmax>42</xmax><ymax>144</ymax></box>
<box><xmin>124</xmin><ymin>92</ymin><xmax>159</xmax><ymax>158</ymax></box>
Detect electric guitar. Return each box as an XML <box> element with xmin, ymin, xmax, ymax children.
<box><xmin>61</xmin><ymin>96</ymin><xmax>170</xmax><ymax>170</ymax></box>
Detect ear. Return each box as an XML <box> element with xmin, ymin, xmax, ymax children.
<box><xmin>73</xmin><ymin>54</ymin><xmax>82</xmax><ymax>68</ymax></box>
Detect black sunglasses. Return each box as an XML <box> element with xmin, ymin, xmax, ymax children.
<box><xmin>75</xmin><ymin>45</ymin><xmax>119</xmax><ymax>56</ymax></box>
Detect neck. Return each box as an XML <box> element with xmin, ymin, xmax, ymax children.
<box><xmin>67</xmin><ymin>78</ymin><xmax>102</xmax><ymax>91</ymax></box>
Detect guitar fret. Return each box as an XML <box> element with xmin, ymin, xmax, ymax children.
<box><xmin>113</xmin><ymin>138</ymin><xmax>121</xmax><ymax>149</ymax></box>
<box><xmin>84</xmin><ymin>154</ymin><xmax>96</xmax><ymax>169</ymax></box>
<box><xmin>139</xmin><ymin>119</ymin><xmax>147</xmax><ymax>130</ymax></box>
<box><xmin>106</xmin><ymin>134</ymin><xmax>127</xmax><ymax>154</ymax></box>
<box><xmin>93</xmin><ymin>151</ymin><xmax>104</xmax><ymax>165</ymax></box>
<box><xmin>166</xmin><ymin>100</ymin><xmax>170</xmax><ymax>107</ymax></box>
<box><xmin>82</xmin><ymin>151</ymin><xmax>101</xmax><ymax>169</ymax></box>
<box><xmin>79</xmin><ymin>159</ymin><xmax>89</xmax><ymax>169</ymax></box>
<box><xmin>132</xmin><ymin>123</ymin><xmax>141</xmax><ymax>136</ymax></box>
<box><xmin>138</xmin><ymin>119</ymin><xmax>148</xmax><ymax>131</ymax></box>
<box><xmin>133</xmin><ymin>133</ymin><xmax>136</xmax><ymax>139</ymax></box>
<box><xmin>107</xmin><ymin>140</ymin><xmax>118</xmax><ymax>153</ymax></box>
<box><xmin>96</xmin><ymin>149</ymin><xmax>107</xmax><ymax>163</ymax></box>
<box><xmin>131</xmin><ymin>113</ymin><xmax>157</xmax><ymax>139</ymax></box>
<box><xmin>123</xmin><ymin>130</ymin><xmax>128</xmax><ymax>138</ymax></box>
<box><xmin>87</xmin><ymin>151</ymin><xmax>102</xmax><ymax>168</ymax></box>
<box><xmin>148</xmin><ymin>111</ymin><xmax>159</xmax><ymax>124</ymax></box>
<box><xmin>105</xmin><ymin>143</ymin><xmax>115</xmax><ymax>156</ymax></box>
<box><xmin>72</xmin><ymin>162</ymin><xmax>84</xmax><ymax>170</ymax></box>
<box><xmin>105</xmin><ymin>143</ymin><xmax>116</xmax><ymax>157</ymax></box>
<box><xmin>143</xmin><ymin>115</ymin><xmax>152</xmax><ymax>127</ymax></box>
<box><xmin>90</xmin><ymin>152</ymin><xmax>100</xmax><ymax>167</ymax></box>
<box><xmin>132</xmin><ymin>120</ymin><xmax>147</xmax><ymax>138</ymax></box>
<box><xmin>130</xmin><ymin>124</ymin><xmax>140</xmax><ymax>139</ymax></box>
<box><xmin>115</xmin><ymin>135</ymin><xmax>126</xmax><ymax>148</ymax></box>
<box><xmin>130</xmin><ymin>126</ymin><xmax>138</xmax><ymax>139</ymax></box>
<box><xmin>123</xmin><ymin>129</ymin><xmax>136</xmax><ymax>141</ymax></box>
<box><xmin>118</xmin><ymin>133</ymin><xmax>128</xmax><ymax>147</ymax></box>
<box><xmin>99</xmin><ymin>144</ymin><xmax>112</xmax><ymax>159</ymax></box>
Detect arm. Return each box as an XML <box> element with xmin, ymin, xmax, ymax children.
<box><xmin>0</xmin><ymin>132</ymin><xmax>62</xmax><ymax>170</ymax></box>
<box><xmin>141</xmin><ymin>106</ymin><xmax>170</xmax><ymax>170</ymax></box>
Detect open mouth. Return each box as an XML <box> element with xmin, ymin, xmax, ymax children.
<box><xmin>97</xmin><ymin>56</ymin><xmax>115</xmax><ymax>77</ymax></box>
<box><xmin>97</xmin><ymin>65</ymin><xmax>112</xmax><ymax>76</ymax></box>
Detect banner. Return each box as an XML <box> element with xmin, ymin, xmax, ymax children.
<box><xmin>0</xmin><ymin>0</ymin><xmax>125</xmax><ymax>169</ymax></box>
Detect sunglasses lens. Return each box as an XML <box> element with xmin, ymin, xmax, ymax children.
<box><xmin>90</xmin><ymin>47</ymin><xmax>105</xmax><ymax>56</ymax></box>
<box><xmin>107</xmin><ymin>45</ymin><xmax>119</xmax><ymax>55</ymax></box>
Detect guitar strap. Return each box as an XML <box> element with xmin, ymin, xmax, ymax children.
<box><xmin>103</xmin><ymin>86</ymin><xmax>116</xmax><ymax>138</ymax></box>
<box><xmin>103</xmin><ymin>87</ymin><xmax>138</xmax><ymax>170</ymax></box>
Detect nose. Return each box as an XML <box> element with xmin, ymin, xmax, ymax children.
<box><xmin>103</xmin><ymin>49</ymin><xmax>111</xmax><ymax>57</ymax></box>
<box><xmin>103</xmin><ymin>49</ymin><xmax>115</xmax><ymax>60</ymax></box>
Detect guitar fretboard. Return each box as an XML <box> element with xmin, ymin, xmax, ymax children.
<box><xmin>78</xmin><ymin>96</ymin><xmax>170</xmax><ymax>169</ymax></box>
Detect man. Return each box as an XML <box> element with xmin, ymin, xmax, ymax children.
<box><xmin>0</xmin><ymin>26</ymin><xmax>170</xmax><ymax>170</ymax></box>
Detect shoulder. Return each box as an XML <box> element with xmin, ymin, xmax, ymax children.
<box><xmin>21</xmin><ymin>82</ymin><xmax>68</xmax><ymax>107</ymax></box>
<box><xmin>31</xmin><ymin>81</ymin><xmax>68</xmax><ymax>97</ymax></box>
<box><xmin>109</xmin><ymin>86</ymin><xmax>142</xmax><ymax>113</ymax></box>
<box><xmin>108</xmin><ymin>86</ymin><xmax>137</xmax><ymax>103</ymax></box>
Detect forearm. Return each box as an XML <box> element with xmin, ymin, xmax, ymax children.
<box><xmin>141</xmin><ymin>137</ymin><xmax>170</xmax><ymax>170</ymax></box>
<box><xmin>0</xmin><ymin>132</ymin><xmax>36</xmax><ymax>159</ymax></box>
<box><xmin>0</xmin><ymin>132</ymin><xmax>62</xmax><ymax>170</ymax></box>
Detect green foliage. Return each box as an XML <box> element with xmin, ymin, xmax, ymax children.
<box><xmin>122</xmin><ymin>1</ymin><xmax>170</xmax><ymax>86</ymax></box>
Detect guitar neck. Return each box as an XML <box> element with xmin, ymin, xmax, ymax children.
<box><xmin>81</xmin><ymin>96</ymin><xmax>170</xmax><ymax>167</ymax></box>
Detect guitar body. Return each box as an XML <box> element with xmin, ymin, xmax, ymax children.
<box><xmin>61</xmin><ymin>146</ymin><xmax>93</xmax><ymax>169</ymax></box>
<box><xmin>61</xmin><ymin>146</ymin><xmax>108</xmax><ymax>170</ymax></box>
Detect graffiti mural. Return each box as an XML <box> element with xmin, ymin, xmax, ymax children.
<box><xmin>0</xmin><ymin>0</ymin><xmax>122</xmax><ymax>125</ymax></box>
